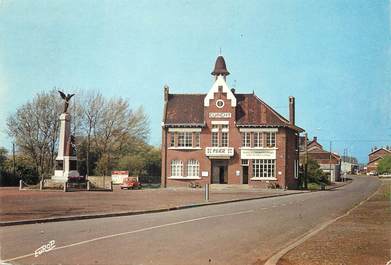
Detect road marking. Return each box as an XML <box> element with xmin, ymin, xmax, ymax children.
<box><xmin>1</xmin><ymin>210</ymin><xmax>254</xmax><ymax>263</ymax></box>
<box><xmin>264</xmin><ymin>186</ymin><xmax>380</xmax><ymax>265</ymax></box>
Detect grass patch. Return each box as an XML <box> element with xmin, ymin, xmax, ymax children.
<box><xmin>307</xmin><ymin>182</ymin><xmax>328</xmax><ymax>191</ymax></box>
<box><xmin>307</xmin><ymin>183</ymin><xmax>320</xmax><ymax>190</ymax></box>
<box><xmin>141</xmin><ymin>183</ymin><xmax>161</xmax><ymax>189</ymax></box>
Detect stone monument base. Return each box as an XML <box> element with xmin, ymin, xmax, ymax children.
<box><xmin>53</xmin><ymin>155</ymin><xmax>79</xmax><ymax>182</ymax></box>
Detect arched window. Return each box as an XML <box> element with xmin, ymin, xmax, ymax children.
<box><xmin>171</xmin><ymin>160</ymin><xmax>183</xmax><ymax>177</ymax></box>
<box><xmin>187</xmin><ymin>160</ymin><xmax>199</xmax><ymax>178</ymax></box>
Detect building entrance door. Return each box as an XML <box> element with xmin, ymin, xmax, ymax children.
<box><xmin>242</xmin><ymin>166</ymin><xmax>248</xmax><ymax>184</ymax></box>
<box><xmin>211</xmin><ymin>160</ymin><xmax>228</xmax><ymax>184</ymax></box>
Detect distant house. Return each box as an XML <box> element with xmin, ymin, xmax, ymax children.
<box><xmin>341</xmin><ymin>159</ymin><xmax>358</xmax><ymax>174</ymax></box>
<box><xmin>300</xmin><ymin>136</ymin><xmax>341</xmax><ymax>182</ymax></box>
<box><xmin>367</xmin><ymin>147</ymin><xmax>391</xmax><ymax>173</ymax></box>
<box><xmin>340</xmin><ymin>155</ymin><xmax>358</xmax><ymax>174</ymax></box>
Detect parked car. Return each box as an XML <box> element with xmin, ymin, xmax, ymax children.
<box><xmin>120</xmin><ymin>177</ymin><xmax>142</xmax><ymax>190</ymax></box>
<box><xmin>366</xmin><ymin>171</ymin><xmax>378</xmax><ymax>176</ymax></box>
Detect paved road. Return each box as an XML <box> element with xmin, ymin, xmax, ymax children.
<box><xmin>0</xmin><ymin>176</ymin><xmax>380</xmax><ymax>265</ymax></box>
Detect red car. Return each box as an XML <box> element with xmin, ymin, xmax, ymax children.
<box><xmin>120</xmin><ymin>177</ymin><xmax>142</xmax><ymax>190</ymax></box>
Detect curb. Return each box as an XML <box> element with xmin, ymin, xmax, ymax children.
<box><xmin>0</xmin><ymin>191</ymin><xmax>309</xmax><ymax>227</ymax></box>
<box><xmin>0</xmin><ymin>181</ymin><xmax>352</xmax><ymax>227</ymax></box>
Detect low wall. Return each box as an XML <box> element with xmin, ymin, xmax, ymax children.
<box><xmin>87</xmin><ymin>176</ymin><xmax>112</xmax><ymax>191</ymax></box>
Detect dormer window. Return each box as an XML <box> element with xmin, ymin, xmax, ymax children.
<box><xmin>178</xmin><ymin>132</ymin><xmax>192</xmax><ymax>147</ymax></box>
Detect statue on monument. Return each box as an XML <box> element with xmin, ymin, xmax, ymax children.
<box><xmin>58</xmin><ymin>90</ymin><xmax>75</xmax><ymax>113</ymax></box>
<box><xmin>67</xmin><ymin>135</ymin><xmax>77</xmax><ymax>157</ymax></box>
<box><xmin>52</xmin><ymin>90</ymin><xmax>80</xmax><ymax>182</ymax></box>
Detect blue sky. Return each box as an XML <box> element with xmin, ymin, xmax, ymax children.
<box><xmin>0</xmin><ymin>0</ymin><xmax>390</xmax><ymax>163</ymax></box>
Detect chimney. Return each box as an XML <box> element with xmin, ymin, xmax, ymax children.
<box><xmin>164</xmin><ymin>85</ymin><xmax>169</xmax><ymax>102</ymax></box>
<box><xmin>289</xmin><ymin>96</ymin><xmax>295</xmax><ymax>125</ymax></box>
<box><xmin>313</xmin><ymin>136</ymin><xmax>317</xmax><ymax>142</ymax></box>
<box><xmin>231</xmin><ymin>88</ymin><xmax>235</xmax><ymax>94</ymax></box>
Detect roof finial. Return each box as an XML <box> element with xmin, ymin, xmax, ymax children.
<box><xmin>219</xmin><ymin>47</ymin><xmax>222</xmax><ymax>55</ymax></box>
<box><xmin>211</xmin><ymin>55</ymin><xmax>230</xmax><ymax>77</ymax></box>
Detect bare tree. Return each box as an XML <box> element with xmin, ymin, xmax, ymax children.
<box><xmin>8</xmin><ymin>89</ymin><xmax>152</xmax><ymax>179</ymax></box>
<box><xmin>79</xmin><ymin>90</ymin><xmax>104</xmax><ymax>176</ymax></box>
<box><xmin>7</xmin><ymin>90</ymin><xmax>61</xmax><ymax>177</ymax></box>
<box><xmin>93</xmin><ymin>99</ymin><xmax>150</xmax><ymax>175</ymax></box>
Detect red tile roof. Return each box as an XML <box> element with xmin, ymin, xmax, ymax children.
<box><xmin>368</xmin><ymin>148</ymin><xmax>391</xmax><ymax>156</ymax></box>
<box><xmin>165</xmin><ymin>94</ymin><xmax>206</xmax><ymax>126</ymax></box>
<box><xmin>163</xmin><ymin>93</ymin><xmax>304</xmax><ymax>132</ymax></box>
<box><xmin>308</xmin><ymin>151</ymin><xmax>341</xmax><ymax>164</ymax></box>
<box><xmin>235</xmin><ymin>94</ymin><xmax>303</xmax><ymax>132</ymax></box>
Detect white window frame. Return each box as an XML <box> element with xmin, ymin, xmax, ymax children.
<box><xmin>170</xmin><ymin>160</ymin><xmax>183</xmax><ymax>177</ymax></box>
<box><xmin>212</xmin><ymin>132</ymin><xmax>219</xmax><ymax>147</ymax></box>
<box><xmin>170</xmin><ymin>132</ymin><xmax>175</xmax><ymax>147</ymax></box>
<box><xmin>178</xmin><ymin>132</ymin><xmax>192</xmax><ymax>147</ymax></box>
<box><xmin>242</xmin><ymin>132</ymin><xmax>251</xmax><ymax>147</ymax></box>
<box><xmin>265</xmin><ymin>132</ymin><xmax>276</xmax><ymax>148</ymax></box>
<box><xmin>194</xmin><ymin>132</ymin><xmax>200</xmax><ymax>147</ymax></box>
<box><xmin>187</xmin><ymin>160</ymin><xmax>200</xmax><ymax>178</ymax></box>
<box><xmin>241</xmin><ymin>159</ymin><xmax>249</xmax><ymax>166</ymax></box>
<box><xmin>294</xmin><ymin>160</ymin><xmax>299</xmax><ymax>179</ymax></box>
<box><xmin>251</xmin><ymin>159</ymin><xmax>276</xmax><ymax>180</ymax></box>
<box><xmin>253</xmin><ymin>132</ymin><xmax>263</xmax><ymax>148</ymax></box>
<box><xmin>221</xmin><ymin>132</ymin><xmax>229</xmax><ymax>147</ymax></box>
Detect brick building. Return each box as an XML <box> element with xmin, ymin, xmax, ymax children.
<box><xmin>299</xmin><ymin>136</ymin><xmax>341</xmax><ymax>182</ymax></box>
<box><xmin>161</xmin><ymin>56</ymin><xmax>304</xmax><ymax>189</ymax></box>
<box><xmin>367</xmin><ymin>147</ymin><xmax>391</xmax><ymax>173</ymax></box>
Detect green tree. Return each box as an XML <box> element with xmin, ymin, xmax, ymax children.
<box><xmin>307</xmin><ymin>158</ymin><xmax>329</xmax><ymax>184</ymax></box>
<box><xmin>118</xmin><ymin>155</ymin><xmax>146</xmax><ymax>176</ymax></box>
<box><xmin>377</xmin><ymin>155</ymin><xmax>391</xmax><ymax>174</ymax></box>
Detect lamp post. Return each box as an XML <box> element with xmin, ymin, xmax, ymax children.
<box><xmin>303</xmin><ymin>132</ymin><xmax>308</xmax><ymax>189</ymax></box>
<box><xmin>329</xmin><ymin>140</ymin><xmax>333</xmax><ymax>182</ymax></box>
<box><xmin>12</xmin><ymin>142</ymin><xmax>16</xmax><ymax>180</ymax></box>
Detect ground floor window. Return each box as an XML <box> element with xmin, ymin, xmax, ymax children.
<box><xmin>187</xmin><ymin>160</ymin><xmax>199</xmax><ymax>177</ymax></box>
<box><xmin>241</xmin><ymin>159</ymin><xmax>249</xmax><ymax>166</ymax></box>
<box><xmin>253</xmin><ymin>159</ymin><xmax>275</xmax><ymax>178</ymax></box>
<box><xmin>171</xmin><ymin>160</ymin><xmax>183</xmax><ymax>177</ymax></box>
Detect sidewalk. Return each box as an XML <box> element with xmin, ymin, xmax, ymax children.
<box><xmin>277</xmin><ymin>179</ymin><xmax>391</xmax><ymax>265</ymax></box>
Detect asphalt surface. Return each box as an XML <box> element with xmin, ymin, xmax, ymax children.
<box><xmin>0</xmin><ymin>176</ymin><xmax>380</xmax><ymax>265</ymax></box>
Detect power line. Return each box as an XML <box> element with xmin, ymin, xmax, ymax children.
<box><xmin>315</xmin><ymin>139</ymin><xmax>391</xmax><ymax>142</ymax></box>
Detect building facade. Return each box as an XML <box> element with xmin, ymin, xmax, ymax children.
<box><xmin>367</xmin><ymin>147</ymin><xmax>391</xmax><ymax>173</ymax></box>
<box><xmin>299</xmin><ymin>136</ymin><xmax>341</xmax><ymax>182</ymax></box>
<box><xmin>161</xmin><ymin>56</ymin><xmax>303</xmax><ymax>189</ymax></box>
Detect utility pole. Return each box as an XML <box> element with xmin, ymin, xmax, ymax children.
<box><xmin>304</xmin><ymin>132</ymin><xmax>308</xmax><ymax>189</ymax></box>
<box><xmin>329</xmin><ymin>141</ymin><xmax>332</xmax><ymax>182</ymax></box>
<box><xmin>12</xmin><ymin>143</ymin><xmax>16</xmax><ymax>180</ymax></box>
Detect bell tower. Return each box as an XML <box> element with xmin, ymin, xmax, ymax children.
<box><xmin>211</xmin><ymin>55</ymin><xmax>230</xmax><ymax>81</ymax></box>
